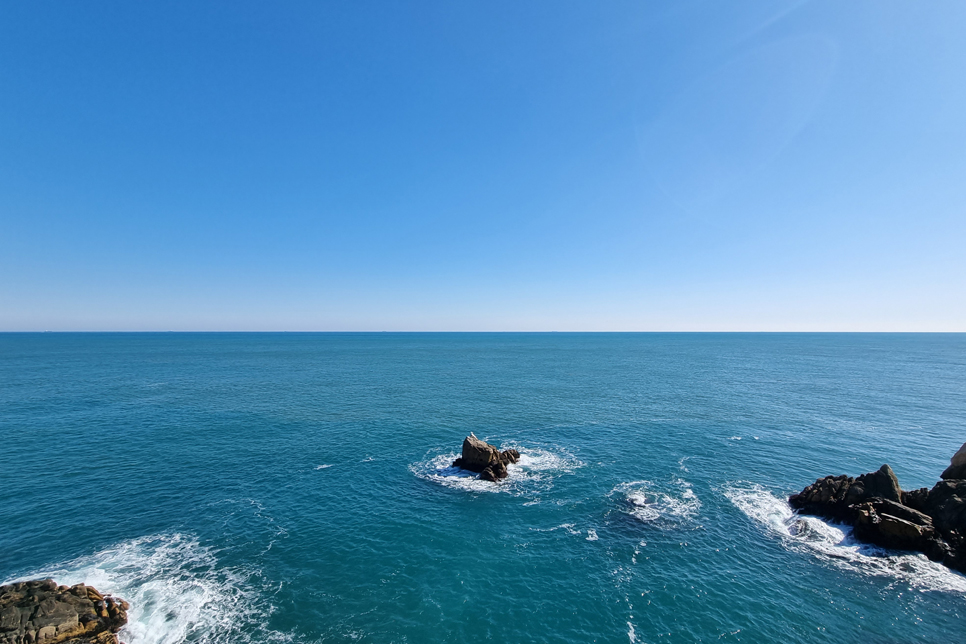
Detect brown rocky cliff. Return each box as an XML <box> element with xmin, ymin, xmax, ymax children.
<box><xmin>0</xmin><ymin>580</ymin><xmax>127</xmax><ymax>644</ymax></box>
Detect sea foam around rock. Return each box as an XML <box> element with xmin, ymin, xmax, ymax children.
<box><xmin>722</xmin><ymin>482</ymin><xmax>966</xmax><ymax>594</ymax></box>
<box><xmin>611</xmin><ymin>478</ymin><xmax>702</xmax><ymax>525</ymax></box>
<box><xmin>7</xmin><ymin>533</ymin><xmax>293</xmax><ymax>644</ymax></box>
<box><xmin>410</xmin><ymin>443</ymin><xmax>582</xmax><ymax>496</ymax></box>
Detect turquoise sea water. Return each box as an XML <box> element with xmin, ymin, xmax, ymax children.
<box><xmin>1</xmin><ymin>333</ymin><xmax>965</xmax><ymax>643</ymax></box>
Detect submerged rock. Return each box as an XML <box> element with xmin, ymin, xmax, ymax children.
<box><xmin>0</xmin><ymin>580</ymin><xmax>127</xmax><ymax>644</ymax></box>
<box><xmin>451</xmin><ymin>433</ymin><xmax>520</xmax><ymax>482</ymax></box>
<box><xmin>790</xmin><ymin>446</ymin><xmax>966</xmax><ymax>573</ymax></box>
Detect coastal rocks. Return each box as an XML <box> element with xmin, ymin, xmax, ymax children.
<box><xmin>923</xmin><ymin>479</ymin><xmax>966</xmax><ymax>536</ymax></box>
<box><xmin>851</xmin><ymin>499</ymin><xmax>943</xmax><ymax>556</ymax></box>
<box><xmin>846</xmin><ymin>464</ymin><xmax>902</xmax><ymax>504</ymax></box>
<box><xmin>451</xmin><ymin>433</ymin><xmax>520</xmax><ymax>482</ymax></box>
<box><xmin>940</xmin><ymin>442</ymin><xmax>966</xmax><ymax>480</ymax></box>
<box><xmin>786</xmin><ymin>465</ymin><xmax>901</xmax><ymax>522</ymax></box>
<box><xmin>790</xmin><ymin>446</ymin><xmax>966</xmax><ymax>573</ymax></box>
<box><xmin>0</xmin><ymin>580</ymin><xmax>127</xmax><ymax>644</ymax></box>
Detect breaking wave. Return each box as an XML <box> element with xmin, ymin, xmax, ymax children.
<box><xmin>722</xmin><ymin>482</ymin><xmax>966</xmax><ymax>594</ymax></box>
<box><xmin>8</xmin><ymin>533</ymin><xmax>293</xmax><ymax>644</ymax></box>
<box><xmin>410</xmin><ymin>443</ymin><xmax>582</xmax><ymax>495</ymax></box>
<box><xmin>611</xmin><ymin>478</ymin><xmax>702</xmax><ymax>525</ymax></box>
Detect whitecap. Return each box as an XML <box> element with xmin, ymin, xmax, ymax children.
<box><xmin>315</xmin><ymin>464</ymin><xmax>333</xmax><ymax>470</ymax></box>
<box><xmin>586</xmin><ymin>529</ymin><xmax>599</xmax><ymax>541</ymax></box>
<box><xmin>612</xmin><ymin>478</ymin><xmax>702</xmax><ymax>525</ymax></box>
<box><xmin>722</xmin><ymin>482</ymin><xmax>966</xmax><ymax>594</ymax></box>
<box><xmin>5</xmin><ymin>533</ymin><xmax>293</xmax><ymax>644</ymax></box>
<box><xmin>529</xmin><ymin>523</ymin><xmax>582</xmax><ymax>536</ymax></box>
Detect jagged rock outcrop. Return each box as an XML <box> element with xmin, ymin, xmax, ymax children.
<box><xmin>790</xmin><ymin>447</ymin><xmax>966</xmax><ymax>573</ymax></box>
<box><xmin>788</xmin><ymin>465</ymin><xmax>902</xmax><ymax>522</ymax></box>
<box><xmin>0</xmin><ymin>579</ymin><xmax>127</xmax><ymax>644</ymax></box>
<box><xmin>940</xmin><ymin>442</ymin><xmax>966</xmax><ymax>480</ymax></box>
<box><xmin>451</xmin><ymin>433</ymin><xmax>520</xmax><ymax>482</ymax></box>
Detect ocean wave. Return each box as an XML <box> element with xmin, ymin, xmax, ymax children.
<box><xmin>409</xmin><ymin>443</ymin><xmax>581</xmax><ymax>495</ymax></box>
<box><xmin>722</xmin><ymin>482</ymin><xmax>966</xmax><ymax>594</ymax></box>
<box><xmin>611</xmin><ymin>478</ymin><xmax>701</xmax><ymax>525</ymax></box>
<box><xmin>7</xmin><ymin>533</ymin><xmax>293</xmax><ymax>644</ymax></box>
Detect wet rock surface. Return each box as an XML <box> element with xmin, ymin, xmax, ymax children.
<box><xmin>790</xmin><ymin>447</ymin><xmax>966</xmax><ymax>573</ymax></box>
<box><xmin>0</xmin><ymin>580</ymin><xmax>127</xmax><ymax>644</ymax></box>
<box><xmin>451</xmin><ymin>433</ymin><xmax>520</xmax><ymax>482</ymax></box>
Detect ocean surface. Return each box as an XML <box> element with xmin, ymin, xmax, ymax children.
<box><xmin>2</xmin><ymin>333</ymin><xmax>965</xmax><ymax>643</ymax></box>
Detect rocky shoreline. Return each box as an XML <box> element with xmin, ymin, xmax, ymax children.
<box><xmin>790</xmin><ymin>443</ymin><xmax>966</xmax><ymax>573</ymax></box>
<box><xmin>0</xmin><ymin>580</ymin><xmax>127</xmax><ymax>644</ymax></box>
<box><xmin>451</xmin><ymin>433</ymin><xmax>520</xmax><ymax>482</ymax></box>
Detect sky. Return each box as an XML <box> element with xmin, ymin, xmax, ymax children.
<box><xmin>1</xmin><ymin>1</ymin><xmax>964</xmax><ymax>331</ymax></box>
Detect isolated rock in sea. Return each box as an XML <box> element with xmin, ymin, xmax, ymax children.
<box><xmin>451</xmin><ymin>433</ymin><xmax>520</xmax><ymax>482</ymax></box>
<box><xmin>940</xmin><ymin>442</ymin><xmax>966</xmax><ymax>480</ymax></box>
<box><xmin>790</xmin><ymin>447</ymin><xmax>966</xmax><ymax>573</ymax></box>
<box><xmin>0</xmin><ymin>579</ymin><xmax>128</xmax><ymax>644</ymax></box>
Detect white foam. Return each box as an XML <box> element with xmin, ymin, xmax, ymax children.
<box><xmin>612</xmin><ymin>478</ymin><xmax>701</xmax><ymax>525</ymax></box>
<box><xmin>728</xmin><ymin>436</ymin><xmax>742</xmax><ymax>441</ymax></box>
<box><xmin>627</xmin><ymin>621</ymin><xmax>637</xmax><ymax>643</ymax></box>
<box><xmin>722</xmin><ymin>482</ymin><xmax>966</xmax><ymax>595</ymax></box>
<box><xmin>409</xmin><ymin>443</ymin><xmax>582</xmax><ymax>496</ymax></box>
<box><xmin>529</xmin><ymin>523</ymin><xmax>582</xmax><ymax>536</ymax></box>
<box><xmin>315</xmin><ymin>464</ymin><xmax>333</xmax><ymax>470</ymax></box>
<box><xmin>586</xmin><ymin>529</ymin><xmax>599</xmax><ymax>541</ymax></box>
<box><xmin>7</xmin><ymin>533</ymin><xmax>292</xmax><ymax>644</ymax></box>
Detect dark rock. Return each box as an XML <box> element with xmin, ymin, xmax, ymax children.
<box><xmin>851</xmin><ymin>498</ymin><xmax>937</xmax><ymax>551</ymax></box>
<box><xmin>940</xmin><ymin>442</ymin><xmax>966</xmax><ymax>479</ymax></box>
<box><xmin>0</xmin><ymin>580</ymin><xmax>127</xmax><ymax>644</ymax></box>
<box><xmin>845</xmin><ymin>464</ymin><xmax>903</xmax><ymax>504</ymax></box>
<box><xmin>923</xmin><ymin>479</ymin><xmax>966</xmax><ymax>537</ymax></box>
<box><xmin>455</xmin><ymin>433</ymin><xmax>502</xmax><ymax>473</ymax></box>
<box><xmin>791</xmin><ymin>449</ymin><xmax>966</xmax><ymax>575</ymax></box>
<box><xmin>451</xmin><ymin>434</ymin><xmax>517</xmax><ymax>481</ymax></box>
<box><xmin>901</xmin><ymin>487</ymin><xmax>929</xmax><ymax>513</ymax></box>
<box><xmin>788</xmin><ymin>474</ymin><xmax>855</xmax><ymax>521</ymax></box>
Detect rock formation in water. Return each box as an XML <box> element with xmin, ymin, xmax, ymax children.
<box><xmin>451</xmin><ymin>433</ymin><xmax>520</xmax><ymax>482</ymax></box>
<box><xmin>790</xmin><ymin>443</ymin><xmax>966</xmax><ymax>573</ymax></box>
<box><xmin>0</xmin><ymin>579</ymin><xmax>128</xmax><ymax>644</ymax></box>
<box><xmin>940</xmin><ymin>442</ymin><xmax>966</xmax><ymax>480</ymax></box>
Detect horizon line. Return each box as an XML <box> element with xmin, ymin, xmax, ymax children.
<box><xmin>2</xmin><ymin>330</ymin><xmax>964</xmax><ymax>335</ymax></box>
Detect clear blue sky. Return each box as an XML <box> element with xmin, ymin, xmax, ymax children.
<box><xmin>2</xmin><ymin>1</ymin><xmax>964</xmax><ymax>331</ymax></box>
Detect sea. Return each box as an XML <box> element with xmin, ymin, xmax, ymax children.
<box><xmin>1</xmin><ymin>333</ymin><xmax>964</xmax><ymax>643</ymax></box>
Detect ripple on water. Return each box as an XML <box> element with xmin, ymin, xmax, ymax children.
<box><xmin>722</xmin><ymin>482</ymin><xmax>966</xmax><ymax>595</ymax></box>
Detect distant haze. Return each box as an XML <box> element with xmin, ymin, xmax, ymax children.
<box><xmin>2</xmin><ymin>2</ymin><xmax>964</xmax><ymax>331</ymax></box>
